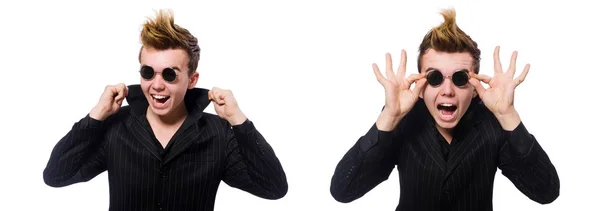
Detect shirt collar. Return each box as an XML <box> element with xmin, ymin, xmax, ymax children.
<box><xmin>124</xmin><ymin>84</ymin><xmax>211</xmax><ymax>120</ymax></box>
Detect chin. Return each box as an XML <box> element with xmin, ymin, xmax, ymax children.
<box><xmin>434</xmin><ymin>118</ymin><xmax>459</xmax><ymax>129</ymax></box>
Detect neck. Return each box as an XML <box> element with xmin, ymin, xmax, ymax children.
<box><xmin>436</xmin><ymin>124</ymin><xmax>454</xmax><ymax>144</ymax></box>
<box><xmin>146</xmin><ymin>104</ymin><xmax>188</xmax><ymax>127</ymax></box>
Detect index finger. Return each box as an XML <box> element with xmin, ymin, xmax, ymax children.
<box><xmin>405</xmin><ymin>72</ymin><xmax>425</xmax><ymax>84</ymax></box>
<box><xmin>114</xmin><ymin>84</ymin><xmax>126</xmax><ymax>100</ymax></box>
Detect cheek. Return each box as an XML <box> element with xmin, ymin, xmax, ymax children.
<box><xmin>167</xmin><ymin>84</ymin><xmax>188</xmax><ymax>97</ymax></box>
<box><xmin>140</xmin><ymin>80</ymin><xmax>152</xmax><ymax>90</ymax></box>
<box><xmin>458</xmin><ymin>89</ymin><xmax>474</xmax><ymax>105</ymax></box>
<box><xmin>422</xmin><ymin>87</ymin><xmax>438</xmax><ymax>102</ymax></box>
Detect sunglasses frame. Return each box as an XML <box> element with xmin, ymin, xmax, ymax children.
<box><xmin>139</xmin><ymin>65</ymin><xmax>181</xmax><ymax>83</ymax></box>
<box><xmin>426</xmin><ymin>69</ymin><xmax>471</xmax><ymax>87</ymax></box>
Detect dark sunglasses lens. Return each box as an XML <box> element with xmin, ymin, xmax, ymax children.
<box><xmin>452</xmin><ymin>71</ymin><xmax>469</xmax><ymax>86</ymax></box>
<box><xmin>162</xmin><ymin>68</ymin><xmax>177</xmax><ymax>82</ymax></box>
<box><xmin>140</xmin><ymin>66</ymin><xmax>155</xmax><ymax>80</ymax></box>
<box><xmin>427</xmin><ymin>71</ymin><xmax>444</xmax><ymax>86</ymax></box>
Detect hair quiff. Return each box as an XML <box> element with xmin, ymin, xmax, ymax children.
<box><xmin>417</xmin><ymin>8</ymin><xmax>481</xmax><ymax>74</ymax></box>
<box><xmin>139</xmin><ymin>9</ymin><xmax>200</xmax><ymax>75</ymax></box>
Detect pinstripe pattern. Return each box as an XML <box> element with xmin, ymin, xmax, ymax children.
<box><xmin>43</xmin><ymin>85</ymin><xmax>288</xmax><ymax>211</ymax></box>
<box><xmin>330</xmin><ymin>97</ymin><xmax>559</xmax><ymax>211</ymax></box>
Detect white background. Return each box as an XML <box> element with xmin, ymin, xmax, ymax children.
<box><xmin>1</xmin><ymin>0</ymin><xmax>598</xmax><ymax>210</ymax></box>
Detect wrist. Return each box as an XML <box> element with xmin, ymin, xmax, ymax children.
<box><xmin>376</xmin><ymin>111</ymin><xmax>403</xmax><ymax>132</ymax></box>
<box><xmin>495</xmin><ymin>108</ymin><xmax>521</xmax><ymax>131</ymax></box>
<box><xmin>89</xmin><ymin>106</ymin><xmax>108</xmax><ymax>121</ymax></box>
<box><xmin>228</xmin><ymin>110</ymin><xmax>247</xmax><ymax>126</ymax></box>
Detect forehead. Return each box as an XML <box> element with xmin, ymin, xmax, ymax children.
<box><xmin>421</xmin><ymin>49</ymin><xmax>473</xmax><ymax>73</ymax></box>
<box><xmin>140</xmin><ymin>47</ymin><xmax>189</xmax><ymax>70</ymax></box>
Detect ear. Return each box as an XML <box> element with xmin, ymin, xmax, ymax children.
<box><xmin>188</xmin><ymin>71</ymin><xmax>199</xmax><ymax>89</ymax></box>
<box><xmin>472</xmin><ymin>87</ymin><xmax>478</xmax><ymax>98</ymax></box>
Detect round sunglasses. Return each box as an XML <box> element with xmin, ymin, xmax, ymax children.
<box><xmin>426</xmin><ymin>69</ymin><xmax>470</xmax><ymax>87</ymax></box>
<box><xmin>139</xmin><ymin>65</ymin><xmax>180</xmax><ymax>82</ymax></box>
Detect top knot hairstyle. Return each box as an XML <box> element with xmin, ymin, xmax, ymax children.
<box><xmin>417</xmin><ymin>8</ymin><xmax>481</xmax><ymax>74</ymax></box>
<box><xmin>138</xmin><ymin>9</ymin><xmax>201</xmax><ymax>75</ymax></box>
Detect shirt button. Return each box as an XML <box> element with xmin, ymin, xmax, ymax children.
<box><xmin>444</xmin><ymin>190</ymin><xmax>452</xmax><ymax>199</ymax></box>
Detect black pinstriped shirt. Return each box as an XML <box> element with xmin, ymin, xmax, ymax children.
<box><xmin>43</xmin><ymin>85</ymin><xmax>288</xmax><ymax>211</ymax></box>
<box><xmin>330</xmin><ymin>97</ymin><xmax>560</xmax><ymax>211</ymax></box>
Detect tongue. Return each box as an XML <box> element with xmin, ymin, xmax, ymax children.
<box><xmin>157</xmin><ymin>98</ymin><xmax>168</xmax><ymax>104</ymax></box>
<box><xmin>441</xmin><ymin>109</ymin><xmax>454</xmax><ymax>115</ymax></box>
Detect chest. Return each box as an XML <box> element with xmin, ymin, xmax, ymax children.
<box><xmin>395</xmin><ymin>132</ymin><xmax>501</xmax><ymax>186</ymax></box>
<box><xmin>148</xmin><ymin>121</ymin><xmax>185</xmax><ymax>148</ymax></box>
<box><xmin>152</xmin><ymin>127</ymin><xmax>178</xmax><ymax>148</ymax></box>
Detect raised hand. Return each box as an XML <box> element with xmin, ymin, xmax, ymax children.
<box><xmin>89</xmin><ymin>83</ymin><xmax>128</xmax><ymax>121</ymax></box>
<box><xmin>208</xmin><ymin>87</ymin><xmax>247</xmax><ymax>126</ymax></box>
<box><xmin>468</xmin><ymin>46</ymin><xmax>529</xmax><ymax>130</ymax></box>
<box><xmin>373</xmin><ymin>50</ymin><xmax>427</xmax><ymax>131</ymax></box>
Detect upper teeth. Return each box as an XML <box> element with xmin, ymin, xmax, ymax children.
<box><xmin>153</xmin><ymin>95</ymin><xmax>167</xmax><ymax>99</ymax></box>
<box><xmin>441</xmin><ymin>103</ymin><xmax>453</xmax><ymax>107</ymax></box>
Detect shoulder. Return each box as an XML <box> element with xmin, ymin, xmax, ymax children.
<box><xmin>100</xmin><ymin>106</ymin><xmax>133</xmax><ymax>127</ymax></box>
<box><xmin>200</xmin><ymin>112</ymin><xmax>231</xmax><ymax>128</ymax></box>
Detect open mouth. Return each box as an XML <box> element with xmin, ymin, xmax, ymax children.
<box><xmin>437</xmin><ymin>103</ymin><xmax>457</xmax><ymax>120</ymax></box>
<box><xmin>151</xmin><ymin>94</ymin><xmax>171</xmax><ymax>104</ymax></box>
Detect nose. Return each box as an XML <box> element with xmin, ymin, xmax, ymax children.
<box><xmin>440</xmin><ymin>78</ymin><xmax>455</xmax><ymax>97</ymax></box>
<box><xmin>150</xmin><ymin>74</ymin><xmax>166</xmax><ymax>90</ymax></box>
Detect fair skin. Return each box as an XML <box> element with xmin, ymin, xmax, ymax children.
<box><xmin>89</xmin><ymin>47</ymin><xmax>248</xmax><ymax>148</ymax></box>
<box><xmin>374</xmin><ymin>46</ymin><xmax>529</xmax><ymax>143</ymax></box>
<box><xmin>419</xmin><ymin>49</ymin><xmax>477</xmax><ymax>142</ymax></box>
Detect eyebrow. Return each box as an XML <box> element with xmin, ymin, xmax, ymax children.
<box><xmin>425</xmin><ymin>67</ymin><xmax>470</xmax><ymax>72</ymax></box>
<box><xmin>140</xmin><ymin>64</ymin><xmax>182</xmax><ymax>72</ymax></box>
<box><xmin>169</xmin><ymin>66</ymin><xmax>182</xmax><ymax>72</ymax></box>
<box><xmin>425</xmin><ymin>67</ymin><xmax>439</xmax><ymax>72</ymax></box>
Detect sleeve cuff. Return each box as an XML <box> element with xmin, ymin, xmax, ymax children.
<box><xmin>359</xmin><ymin>123</ymin><xmax>394</xmax><ymax>153</ymax></box>
<box><xmin>231</xmin><ymin>119</ymin><xmax>253</xmax><ymax>133</ymax></box>
<box><xmin>505</xmin><ymin>122</ymin><xmax>534</xmax><ymax>157</ymax></box>
<box><xmin>77</xmin><ymin>114</ymin><xmax>104</xmax><ymax>129</ymax></box>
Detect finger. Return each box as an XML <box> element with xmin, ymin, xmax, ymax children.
<box><xmin>411</xmin><ymin>78</ymin><xmax>427</xmax><ymax>97</ymax></box>
<box><xmin>105</xmin><ymin>85</ymin><xmax>116</xmax><ymax>98</ymax></box>
<box><xmin>405</xmin><ymin>73</ymin><xmax>425</xmax><ymax>85</ymax></box>
<box><xmin>215</xmin><ymin>92</ymin><xmax>225</xmax><ymax>104</ymax></box>
<box><xmin>372</xmin><ymin>63</ymin><xmax>389</xmax><ymax>87</ymax></box>
<box><xmin>385</xmin><ymin>53</ymin><xmax>395</xmax><ymax>81</ymax></box>
<box><xmin>469</xmin><ymin>78</ymin><xmax>486</xmax><ymax>97</ymax></box>
<box><xmin>507</xmin><ymin>51</ymin><xmax>518</xmax><ymax>76</ymax></box>
<box><xmin>116</xmin><ymin>83</ymin><xmax>127</xmax><ymax>100</ymax></box>
<box><xmin>470</xmin><ymin>72</ymin><xmax>492</xmax><ymax>84</ymax></box>
<box><xmin>209</xmin><ymin>87</ymin><xmax>223</xmax><ymax>101</ymax></box>
<box><xmin>493</xmin><ymin>46</ymin><xmax>503</xmax><ymax>74</ymax></box>
<box><xmin>396</xmin><ymin>49</ymin><xmax>407</xmax><ymax>81</ymax></box>
<box><xmin>515</xmin><ymin>63</ymin><xmax>530</xmax><ymax>87</ymax></box>
<box><xmin>208</xmin><ymin>90</ymin><xmax>214</xmax><ymax>100</ymax></box>
<box><xmin>113</xmin><ymin>86</ymin><xmax>125</xmax><ymax>102</ymax></box>
<box><xmin>123</xmin><ymin>84</ymin><xmax>129</xmax><ymax>97</ymax></box>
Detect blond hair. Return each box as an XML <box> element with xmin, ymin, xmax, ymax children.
<box><xmin>138</xmin><ymin>9</ymin><xmax>200</xmax><ymax>75</ymax></box>
<box><xmin>417</xmin><ymin>8</ymin><xmax>481</xmax><ymax>73</ymax></box>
